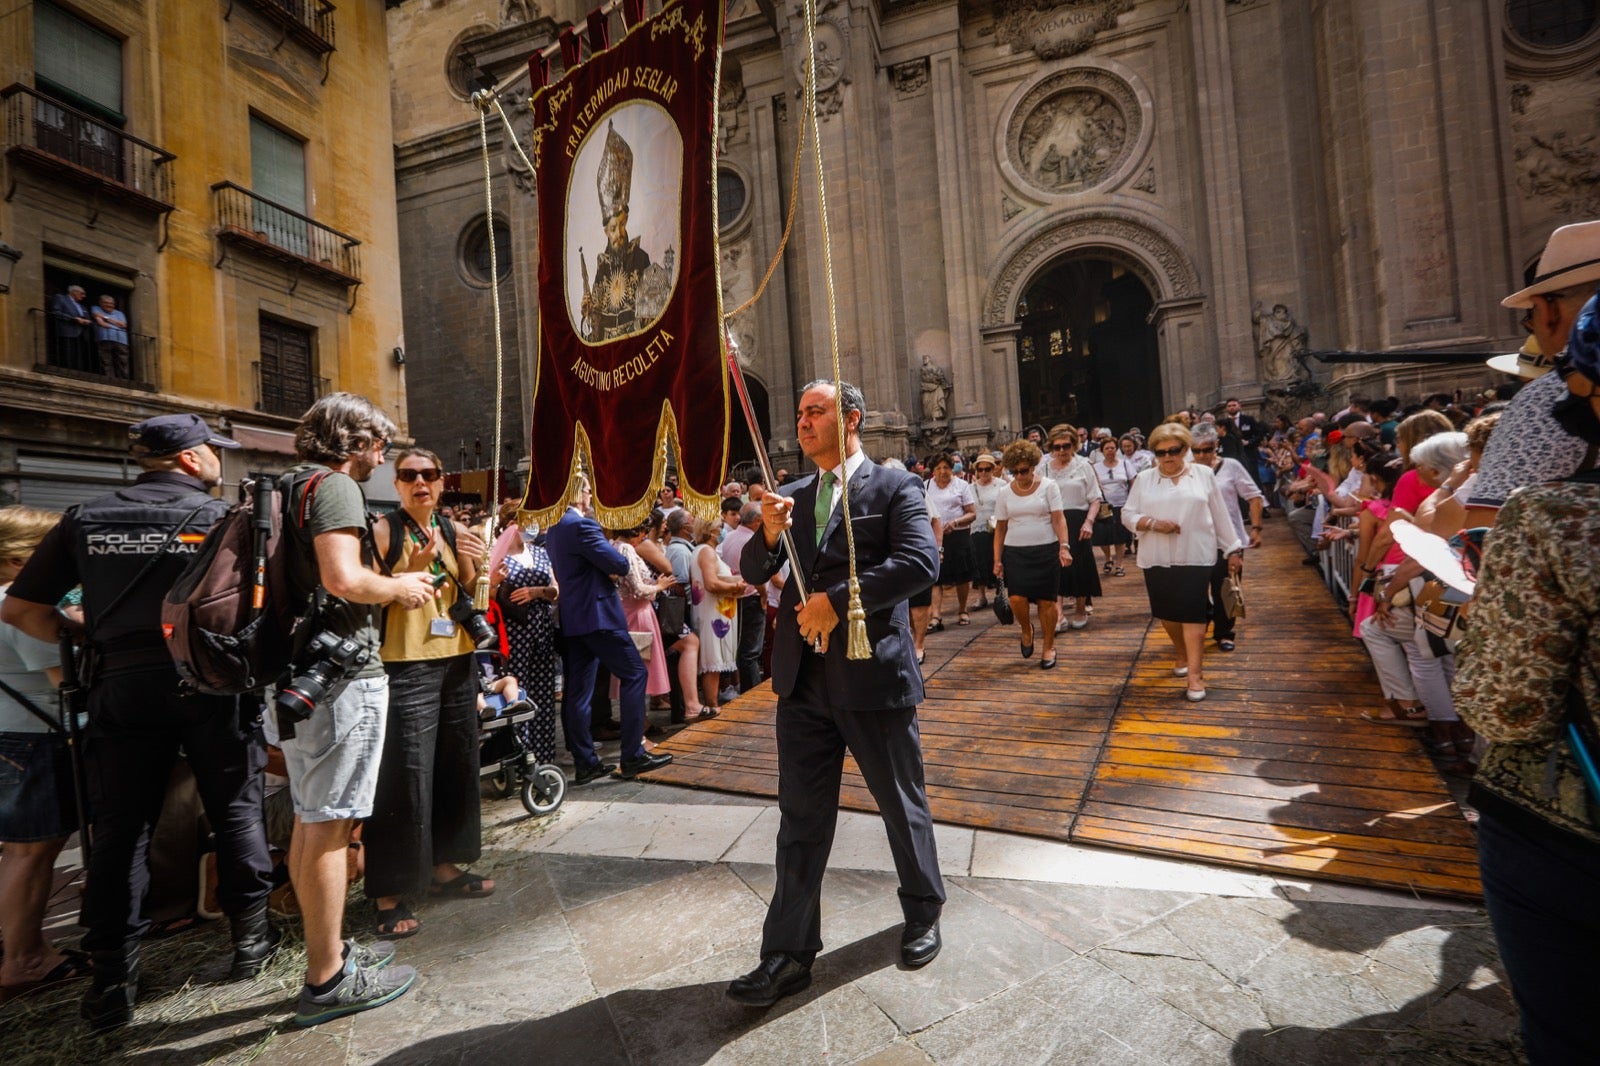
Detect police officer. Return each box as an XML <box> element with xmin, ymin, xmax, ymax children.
<box><xmin>1</xmin><ymin>414</ymin><xmax>275</xmax><ymax>1030</ymax></box>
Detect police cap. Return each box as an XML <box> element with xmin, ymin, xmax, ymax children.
<box><xmin>128</xmin><ymin>414</ymin><xmax>242</xmax><ymax>457</ymax></box>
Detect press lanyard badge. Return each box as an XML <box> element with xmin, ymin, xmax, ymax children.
<box><xmin>431</xmin><ymin>617</ymin><xmax>458</xmax><ymax>638</ymax></box>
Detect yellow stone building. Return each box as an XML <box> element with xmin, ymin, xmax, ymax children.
<box><xmin>0</xmin><ymin>0</ymin><xmax>407</xmax><ymax>506</ymax></box>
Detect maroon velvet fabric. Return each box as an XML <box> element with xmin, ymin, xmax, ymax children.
<box><xmin>523</xmin><ymin>0</ymin><xmax>728</xmax><ymax>525</ymax></box>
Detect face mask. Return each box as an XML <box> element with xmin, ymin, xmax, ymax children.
<box><xmin>1553</xmin><ymin>391</ymin><xmax>1600</xmax><ymax>446</ymax></box>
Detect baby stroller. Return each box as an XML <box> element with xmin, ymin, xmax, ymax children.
<box><xmin>476</xmin><ymin>652</ymin><xmax>566</xmax><ymax>816</ymax></box>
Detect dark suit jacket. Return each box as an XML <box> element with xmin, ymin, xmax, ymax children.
<box><xmin>50</xmin><ymin>292</ymin><xmax>89</xmax><ymax>338</ymax></box>
<box><xmin>544</xmin><ymin>508</ymin><xmax>629</xmax><ymax>637</ymax></box>
<box><xmin>741</xmin><ymin>456</ymin><xmax>938</xmax><ymax>710</ymax></box>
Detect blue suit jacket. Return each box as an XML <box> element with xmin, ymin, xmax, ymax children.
<box><xmin>741</xmin><ymin>457</ymin><xmax>938</xmax><ymax>710</ymax></box>
<box><xmin>544</xmin><ymin>508</ymin><xmax>629</xmax><ymax>637</ymax></box>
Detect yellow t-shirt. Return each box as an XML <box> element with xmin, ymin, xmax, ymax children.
<box><xmin>380</xmin><ymin>516</ymin><xmax>476</xmax><ymax>662</ymax></box>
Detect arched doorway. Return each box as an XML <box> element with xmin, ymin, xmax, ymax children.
<box><xmin>727</xmin><ymin>374</ymin><xmax>770</xmax><ymax>476</ymax></box>
<box><xmin>1015</xmin><ymin>257</ymin><xmax>1162</xmax><ymax>434</ymax></box>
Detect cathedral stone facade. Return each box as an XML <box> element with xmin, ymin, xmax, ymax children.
<box><xmin>388</xmin><ymin>0</ymin><xmax>1600</xmax><ymax>470</ymax></box>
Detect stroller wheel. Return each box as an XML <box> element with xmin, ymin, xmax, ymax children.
<box><xmin>488</xmin><ymin>768</ymin><xmax>515</xmax><ymax>799</ymax></box>
<box><xmin>521</xmin><ymin>765</ymin><xmax>567</xmax><ymax>816</ymax></box>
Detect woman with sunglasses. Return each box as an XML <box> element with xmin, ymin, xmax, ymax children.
<box><xmin>968</xmin><ymin>454</ymin><xmax>1004</xmax><ymax>610</ymax></box>
<box><xmin>366</xmin><ymin>449</ymin><xmax>495</xmax><ymax>938</ymax></box>
<box><xmin>992</xmin><ymin>439</ymin><xmax>1070</xmax><ymax>668</ymax></box>
<box><xmin>1456</xmin><ymin>289</ymin><xmax>1600</xmax><ymax>1066</ymax></box>
<box><xmin>1041</xmin><ymin>424</ymin><xmax>1101</xmax><ymax>631</ymax></box>
<box><xmin>1092</xmin><ymin>437</ymin><xmax>1137</xmax><ymax>577</ymax></box>
<box><xmin>1122</xmin><ymin>423</ymin><xmax>1243</xmax><ymax>701</ymax></box>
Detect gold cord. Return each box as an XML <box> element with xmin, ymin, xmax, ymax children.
<box><xmin>800</xmin><ymin>0</ymin><xmax>869</xmax><ymax>660</ymax></box>
<box><xmin>723</xmin><ymin>104</ymin><xmax>808</xmax><ymax>322</ymax></box>
<box><xmin>475</xmin><ymin>98</ymin><xmax>507</xmax><ymax>523</ymax></box>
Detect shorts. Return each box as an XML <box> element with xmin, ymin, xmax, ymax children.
<box><xmin>279</xmin><ymin>675</ymin><xmax>388</xmax><ymax>823</ymax></box>
<box><xmin>0</xmin><ymin>731</ymin><xmax>77</xmax><ymax>842</ymax></box>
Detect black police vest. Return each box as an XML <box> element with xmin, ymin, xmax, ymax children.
<box><xmin>70</xmin><ymin>479</ymin><xmax>227</xmax><ymax>654</ymax></box>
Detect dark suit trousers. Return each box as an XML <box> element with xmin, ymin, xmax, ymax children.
<box><xmin>735</xmin><ymin>594</ymin><xmax>765</xmax><ymax>691</ymax></box>
<box><xmin>763</xmin><ymin>654</ymin><xmax>945</xmax><ymax>963</ymax></box>
<box><xmin>561</xmin><ymin>630</ymin><xmax>648</xmax><ymax>768</ymax></box>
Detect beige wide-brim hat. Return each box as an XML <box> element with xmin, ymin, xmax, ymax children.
<box><xmin>1486</xmin><ymin>335</ymin><xmax>1553</xmax><ymax>379</ymax></box>
<box><xmin>973</xmin><ymin>453</ymin><xmax>999</xmax><ymax>466</ymax></box>
<box><xmin>1502</xmin><ymin>220</ymin><xmax>1600</xmax><ymax>309</ymax></box>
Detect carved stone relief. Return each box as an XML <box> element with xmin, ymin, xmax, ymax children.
<box><xmin>1509</xmin><ymin>82</ymin><xmax>1531</xmax><ymax>115</ymax></box>
<box><xmin>721</xmin><ymin>241</ymin><xmax>759</xmax><ymax>366</ymax></box>
<box><xmin>502</xmin><ymin>88</ymin><xmax>536</xmax><ymax>195</ymax></box>
<box><xmin>890</xmin><ymin>58</ymin><xmax>930</xmax><ymax>99</ymax></box>
<box><xmin>991</xmin><ymin>0</ymin><xmax>1134</xmax><ymax>61</ymax></box>
<box><xmin>983</xmin><ymin>210</ymin><xmax>1201</xmax><ymax>326</ymax></box>
<box><xmin>794</xmin><ymin>18</ymin><xmax>848</xmax><ymax>119</ymax></box>
<box><xmin>1132</xmin><ymin>166</ymin><xmax>1155</xmax><ymax>193</ymax></box>
<box><xmin>719</xmin><ymin>70</ymin><xmax>748</xmax><ymax>152</ymax></box>
<box><xmin>1517</xmin><ymin>127</ymin><xmax>1600</xmax><ymax>216</ymax></box>
<box><xmin>1006</xmin><ymin>68</ymin><xmax>1139</xmax><ymax>195</ymax></box>
<box><xmin>499</xmin><ymin>0</ymin><xmax>540</xmax><ymax>26</ymax></box>
<box><xmin>1002</xmin><ymin>194</ymin><xmax>1025</xmax><ymax>221</ymax></box>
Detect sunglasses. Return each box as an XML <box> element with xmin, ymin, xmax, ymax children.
<box><xmin>974</xmin><ymin>465</ymin><xmax>994</xmax><ymax>472</ymax></box>
<box><xmin>1051</xmin><ymin>442</ymin><xmax>1074</xmax><ymax>451</ymax></box>
<box><xmin>1190</xmin><ymin>445</ymin><xmax>1216</xmax><ymax>454</ymax></box>
<box><xmin>1153</xmin><ymin>446</ymin><xmax>1186</xmax><ymax>458</ymax></box>
<box><xmin>397</xmin><ymin>467</ymin><xmax>443</xmax><ymax>483</ymax></box>
<box><xmin>1011</xmin><ymin>466</ymin><xmax>1033</xmax><ymax>475</ymax></box>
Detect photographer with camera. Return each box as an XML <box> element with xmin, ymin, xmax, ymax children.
<box><xmin>1</xmin><ymin>415</ymin><xmax>275</xmax><ymax>1030</ymax></box>
<box><xmin>364</xmin><ymin>448</ymin><xmax>494</xmax><ymax>939</ymax></box>
<box><xmin>275</xmin><ymin>395</ymin><xmax>437</xmax><ymax>1026</ymax></box>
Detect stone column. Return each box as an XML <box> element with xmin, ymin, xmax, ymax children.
<box><xmin>978</xmin><ymin>321</ymin><xmax>1022</xmax><ymax>443</ymax></box>
<box><xmin>1185</xmin><ymin>0</ymin><xmax>1252</xmax><ymax>402</ymax></box>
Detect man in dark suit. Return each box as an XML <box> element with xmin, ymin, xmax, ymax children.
<box><xmin>543</xmin><ymin>476</ymin><xmax>672</xmax><ymax>783</ymax></box>
<box><xmin>49</xmin><ymin>285</ymin><xmax>92</xmax><ymax>368</ymax></box>
<box><xmin>728</xmin><ymin>380</ymin><xmax>944</xmax><ymax>1008</ymax></box>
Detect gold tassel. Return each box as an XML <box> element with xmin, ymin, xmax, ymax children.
<box><xmin>845</xmin><ymin>576</ymin><xmax>871</xmax><ymax>660</ymax></box>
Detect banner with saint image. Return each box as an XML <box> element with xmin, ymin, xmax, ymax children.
<box><xmin>521</xmin><ymin>0</ymin><xmax>727</xmax><ymax>528</ymax></box>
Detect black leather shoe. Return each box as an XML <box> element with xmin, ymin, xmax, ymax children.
<box><xmin>573</xmin><ymin>761</ymin><xmax>616</xmax><ymax>785</ymax></box>
<box><xmin>901</xmin><ymin>921</ymin><xmax>941</xmax><ymax>968</ymax></box>
<box><xmin>615</xmin><ymin>751</ymin><xmax>673</xmax><ymax>779</ymax></box>
<box><xmin>726</xmin><ymin>953</ymin><xmax>812</xmax><ymax>1006</ymax></box>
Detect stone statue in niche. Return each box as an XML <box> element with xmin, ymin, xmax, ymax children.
<box><xmin>1017</xmin><ymin>90</ymin><xmax>1126</xmax><ymax>191</ymax></box>
<box><xmin>1252</xmin><ymin>301</ymin><xmax>1309</xmax><ymax>385</ymax></box>
<box><xmin>500</xmin><ymin>0</ymin><xmax>539</xmax><ymax>26</ymax></box>
<box><xmin>920</xmin><ymin>356</ymin><xmax>953</xmax><ymax>424</ymax></box>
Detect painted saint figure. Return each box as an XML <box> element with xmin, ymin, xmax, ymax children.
<box><xmin>582</xmin><ymin>123</ymin><xmax>653</xmax><ymax>341</ymax></box>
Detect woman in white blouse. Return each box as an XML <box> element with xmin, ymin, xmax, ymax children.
<box><xmin>1041</xmin><ymin>424</ymin><xmax>1102</xmax><ymax>630</ymax></box>
<box><xmin>926</xmin><ymin>454</ymin><xmax>978</xmax><ymax>628</ymax></box>
<box><xmin>1091</xmin><ymin>437</ymin><xmax>1138</xmax><ymax>577</ymax></box>
<box><xmin>968</xmin><ymin>453</ymin><xmax>1005</xmax><ymax>610</ymax></box>
<box><xmin>992</xmin><ymin>440</ymin><xmax>1071</xmax><ymax>669</ymax></box>
<box><xmin>1122</xmin><ymin>423</ymin><xmax>1244</xmax><ymax>701</ymax></box>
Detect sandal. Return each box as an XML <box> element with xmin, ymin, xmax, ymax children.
<box><xmin>928</xmin><ymin>617</ymin><xmax>945</xmax><ymax>632</ymax></box>
<box><xmin>429</xmin><ymin>870</ymin><xmax>496</xmax><ymax>900</ymax></box>
<box><xmin>1360</xmin><ymin>706</ymin><xmax>1428</xmax><ymax>727</ymax></box>
<box><xmin>0</xmin><ymin>950</ymin><xmax>93</xmax><ymax>1004</ymax></box>
<box><xmin>693</xmin><ymin>706</ymin><xmax>719</xmax><ymax>721</ymax></box>
<box><xmin>957</xmin><ymin>613</ymin><xmax>970</xmax><ymax>626</ymax></box>
<box><xmin>375</xmin><ymin>900</ymin><xmax>421</xmax><ymax>939</ymax></box>
<box><xmin>1103</xmin><ymin>560</ymin><xmax>1114</xmax><ymax>574</ymax></box>
<box><xmin>1112</xmin><ymin>566</ymin><xmax>1125</xmax><ymax>577</ymax></box>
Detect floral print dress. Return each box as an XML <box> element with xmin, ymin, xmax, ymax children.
<box><xmin>691</xmin><ymin>543</ymin><xmax>738</xmax><ymax>674</ymax></box>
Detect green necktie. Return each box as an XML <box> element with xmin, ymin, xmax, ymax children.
<box><xmin>814</xmin><ymin>471</ymin><xmax>836</xmax><ymax>546</ymax></box>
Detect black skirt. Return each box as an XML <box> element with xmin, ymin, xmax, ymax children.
<box><xmin>1001</xmin><ymin>543</ymin><xmax>1059</xmax><ymax>602</ymax></box>
<box><xmin>1059</xmin><ymin>509</ymin><xmax>1103</xmax><ymax>598</ymax></box>
<box><xmin>1092</xmin><ymin>504</ymin><xmax>1132</xmax><ymax>547</ymax></box>
<box><xmin>1141</xmin><ymin>564</ymin><xmax>1214</xmax><ymax>624</ymax></box>
<box><xmin>971</xmin><ymin>530</ymin><xmax>997</xmax><ymax>589</ymax></box>
<box><xmin>938</xmin><ymin>528</ymin><xmax>976</xmax><ymax>586</ymax></box>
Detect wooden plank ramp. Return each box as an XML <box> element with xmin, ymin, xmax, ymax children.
<box><xmin>649</xmin><ymin>523</ymin><xmax>1481</xmax><ymax>900</ymax></box>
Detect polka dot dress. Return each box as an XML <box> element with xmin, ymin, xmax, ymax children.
<box><xmin>502</xmin><ymin>547</ymin><xmax>559</xmax><ymax>762</ymax></box>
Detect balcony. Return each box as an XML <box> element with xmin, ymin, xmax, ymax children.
<box><xmin>27</xmin><ymin>307</ymin><xmax>159</xmax><ymax>392</ymax></box>
<box><xmin>2</xmin><ymin>84</ymin><xmax>175</xmax><ymax>214</ymax></box>
<box><xmin>253</xmin><ymin>359</ymin><xmax>328</xmax><ymax>419</ymax></box>
<box><xmin>213</xmin><ymin>181</ymin><xmax>361</xmax><ymax>288</ymax></box>
<box><xmin>233</xmin><ymin>0</ymin><xmax>336</xmax><ymax>56</ymax></box>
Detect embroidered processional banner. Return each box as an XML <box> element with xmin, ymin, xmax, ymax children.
<box><xmin>521</xmin><ymin>0</ymin><xmax>728</xmax><ymax>528</ymax></box>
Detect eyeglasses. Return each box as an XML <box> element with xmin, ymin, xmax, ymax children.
<box><xmin>1153</xmin><ymin>446</ymin><xmax>1186</xmax><ymax>458</ymax></box>
<box><xmin>974</xmin><ymin>465</ymin><xmax>994</xmax><ymax>472</ymax></box>
<box><xmin>397</xmin><ymin>467</ymin><xmax>443</xmax><ymax>483</ymax></box>
<box><xmin>1190</xmin><ymin>446</ymin><xmax>1216</xmax><ymax>454</ymax></box>
<box><xmin>1051</xmin><ymin>442</ymin><xmax>1074</xmax><ymax>451</ymax></box>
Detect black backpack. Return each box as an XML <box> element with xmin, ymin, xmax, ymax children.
<box><xmin>161</xmin><ymin>469</ymin><xmax>329</xmax><ymax>694</ymax></box>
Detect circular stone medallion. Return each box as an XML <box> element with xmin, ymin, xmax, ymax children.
<box><xmin>1007</xmin><ymin>69</ymin><xmax>1140</xmax><ymax>196</ymax></box>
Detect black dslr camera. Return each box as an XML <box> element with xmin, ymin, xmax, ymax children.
<box><xmin>448</xmin><ymin>593</ymin><xmax>498</xmax><ymax>649</ymax></box>
<box><xmin>276</xmin><ymin>631</ymin><xmax>372</xmax><ymax>724</ymax></box>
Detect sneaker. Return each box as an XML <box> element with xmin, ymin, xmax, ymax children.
<box><xmin>349</xmin><ymin>938</ymin><xmax>397</xmax><ymax>970</ymax></box>
<box><xmin>720</xmin><ymin>686</ymin><xmax>740</xmax><ymax>704</ymax></box>
<box><xmin>294</xmin><ymin>958</ymin><xmax>417</xmax><ymax>1028</ymax></box>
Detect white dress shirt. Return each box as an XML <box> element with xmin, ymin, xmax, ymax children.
<box><xmin>1121</xmin><ymin>463</ymin><xmax>1244</xmax><ymax>567</ymax></box>
<box><xmin>1042</xmin><ymin>454</ymin><xmax>1102</xmax><ymax>511</ymax></box>
<box><xmin>1210</xmin><ymin>457</ymin><xmax>1264</xmax><ymax>546</ymax></box>
<box><xmin>994</xmin><ymin>478</ymin><xmax>1064</xmax><ymax>546</ymax></box>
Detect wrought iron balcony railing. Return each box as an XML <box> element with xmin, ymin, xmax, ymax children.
<box><xmin>253</xmin><ymin>359</ymin><xmax>329</xmax><ymax>418</ymax></box>
<box><xmin>213</xmin><ymin>181</ymin><xmax>361</xmax><ymax>286</ymax></box>
<box><xmin>28</xmin><ymin>307</ymin><xmax>160</xmax><ymax>392</ymax></box>
<box><xmin>2</xmin><ymin>83</ymin><xmax>175</xmax><ymax>213</ymax></box>
<box><xmin>233</xmin><ymin>0</ymin><xmax>336</xmax><ymax>55</ymax></box>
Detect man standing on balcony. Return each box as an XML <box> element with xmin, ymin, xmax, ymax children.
<box><xmin>48</xmin><ymin>285</ymin><xmax>91</xmax><ymax>370</ymax></box>
<box><xmin>92</xmin><ymin>295</ymin><xmax>130</xmax><ymax>380</ymax></box>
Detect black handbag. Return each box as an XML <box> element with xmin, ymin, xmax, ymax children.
<box><xmin>494</xmin><ymin>581</ymin><xmax>531</xmax><ymax>625</ymax></box>
<box><xmin>655</xmin><ymin>588</ymin><xmax>688</xmax><ymax>638</ymax></box>
<box><xmin>992</xmin><ymin>583</ymin><xmax>1015</xmax><ymax>625</ymax></box>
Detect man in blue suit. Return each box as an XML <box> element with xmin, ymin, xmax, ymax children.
<box><xmin>728</xmin><ymin>380</ymin><xmax>944</xmax><ymax>1008</ymax></box>
<box><xmin>543</xmin><ymin>475</ymin><xmax>672</xmax><ymax>783</ymax></box>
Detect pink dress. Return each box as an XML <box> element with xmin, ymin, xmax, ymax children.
<box><xmin>616</xmin><ymin>542</ymin><xmax>670</xmax><ymax>697</ymax></box>
<box><xmin>1351</xmin><ymin>498</ymin><xmax>1391</xmax><ymax>637</ymax></box>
